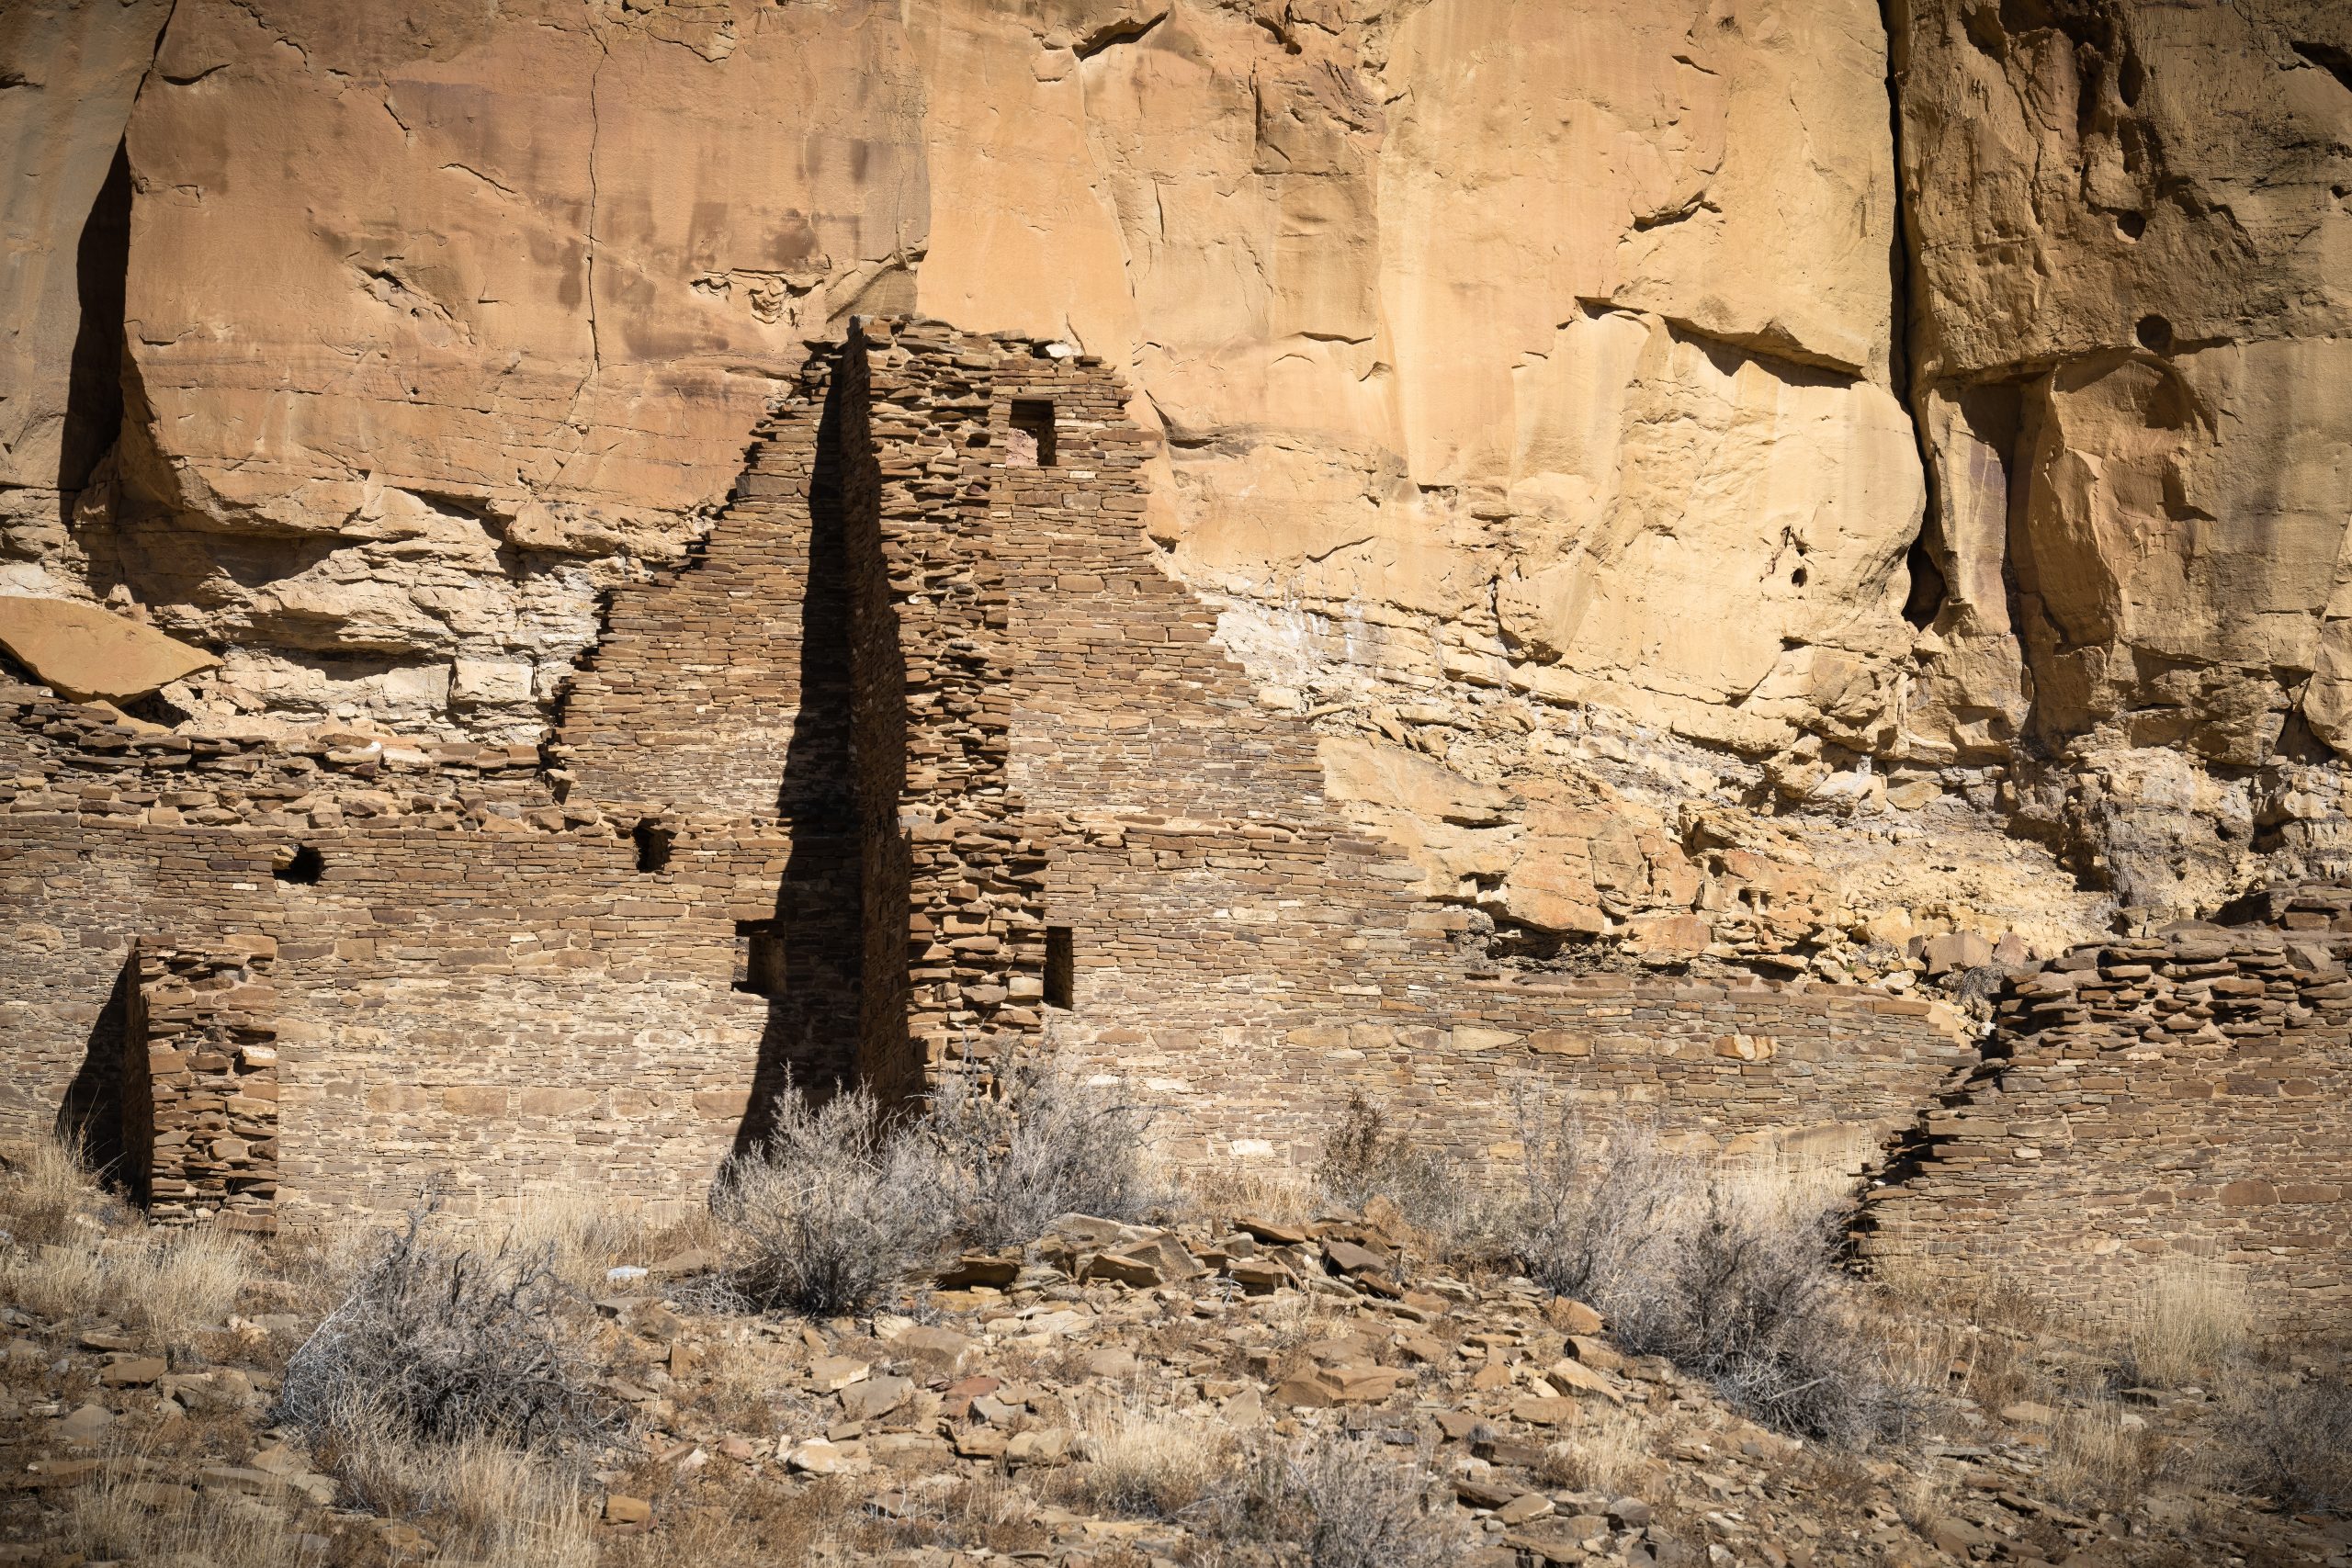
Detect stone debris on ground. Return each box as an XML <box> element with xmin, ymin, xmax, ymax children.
<box><xmin>0</xmin><ymin>1202</ymin><xmax>2346</xmax><ymax>1568</ymax></box>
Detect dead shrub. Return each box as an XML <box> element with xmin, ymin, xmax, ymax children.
<box><xmin>2219</xmin><ymin>1371</ymin><xmax>2352</xmax><ymax>1513</ymax></box>
<box><xmin>1200</xmin><ymin>1428</ymin><xmax>1465</xmax><ymax>1568</ymax></box>
<box><xmin>1313</xmin><ymin>1092</ymin><xmax>1479</xmax><ymax>1241</ymax></box>
<box><xmin>716</xmin><ymin>1080</ymin><xmax>953</xmax><ymax>1317</ymax></box>
<box><xmin>1506</xmin><ymin>1100</ymin><xmax>1931</xmax><ymax>1447</ymax></box>
<box><xmin>2122</xmin><ymin>1258</ymin><xmax>2252</xmax><ymax>1388</ymax></box>
<box><xmin>280</xmin><ymin>1204</ymin><xmax>611</xmax><ymax>1456</ymax></box>
<box><xmin>917</xmin><ymin>1056</ymin><xmax>1159</xmax><ymax>1246</ymax></box>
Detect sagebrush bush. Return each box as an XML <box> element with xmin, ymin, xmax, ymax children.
<box><xmin>717</xmin><ymin>1082</ymin><xmax>954</xmax><ymax>1317</ymax></box>
<box><xmin>281</xmin><ymin>1207</ymin><xmax>610</xmax><ymax>1454</ymax></box>
<box><xmin>918</xmin><ymin>1057</ymin><xmax>1157</xmax><ymax>1246</ymax></box>
<box><xmin>1507</xmin><ymin>1101</ymin><xmax>1688</xmax><ymax>1299</ymax></box>
<box><xmin>1313</xmin><ymin>1092</ymin><xmax>1476</xmax><ymax>1240</ymax></box>
<box><xmin>1503</xmin><ymin>1097</ymin><xmax>1930</xmax><ymax>1447</ymax></box>
<box><xmin>717</xmin><ymin>1058</ymin><xmax>1154</xmax><ymax>1317</ymax></box>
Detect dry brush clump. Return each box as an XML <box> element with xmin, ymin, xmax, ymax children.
<box><xmin>915</xmin><ymin>1056</ymin><xmax>1159</xmax><ymax>1246</ymax></box>
<box><xmin>1202</xmin><ymin>1428</ymin><xmax>1466</xmax><ymax>1568</ymax></box>
<box><xmin>0</xmin><ymin>1132</ymin><xmax>130</xmax><ymax>1247</ymax></box>
<box><xmin>1312</xmin><ymin>1091</ymin><xmax>1479</xmax><ymax>1242</ymax></box>
<box><xmin>2219</xmin><ymin>1371</ymin><xmax>2352</xmax><ymax>1514</ymax></box>
<box><xmin>714</xmin><ymin>1082</ymin><xmax>956</xmax><ymax>1317</ymax></box>
<box><xmin>2121</xmin><ymin>1258</ymin><xmax>2253</xmax><ymax>1388</ymax></box>
<box><xmin>1504</xmin><ymin>1098</ymin><xmax>1934</xmax><ymax>1447</ymax></box>
<box><xmin>0</xmin><ymin>1224</ymin><xmax>251</xmax><ymax>1352</ymax></box>
<box><xmin>281</xmin><ymin>1204</ymin><xmax>613</xmax><ymax>1464</ymax></box>
<box><xmin>716</xmin><ymin>1056</ymin><xmax>1158</xmax><ymax>1317</ymax></box>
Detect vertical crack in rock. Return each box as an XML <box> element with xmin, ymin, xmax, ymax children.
<box><xmin>583</xmin><ymin>28</ymin><xmax>606</xmax><ymax>378</ymax></box>
<box><xmin>1881</xmin><ymin>0</ymin><xmax>1942</xmax><ymax>654</ymax></box>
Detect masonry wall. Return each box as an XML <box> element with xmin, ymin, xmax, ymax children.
<box><xmin>0</xmin><ymin>320</ymin><xmax>1979</xmax><ymax>1231</ymax></box>
<box><xmin>1860</xmin><ymin>889</ymin><xmax>2352</xmax><ymax>1336</ymax></box>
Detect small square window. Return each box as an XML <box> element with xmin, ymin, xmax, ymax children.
<box><xmin>1045</xmin><ymin>925</ymin><xmax>1074</xmax><ymax>1010</ymax></box>
<box><xmin>1008</xmin><ymin>400</ymin><xmax>1056</xmax><ymax>468</ymax></box>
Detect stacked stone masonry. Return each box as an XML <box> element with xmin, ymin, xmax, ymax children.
<box><xmin>1861</xmin><ymin>886</ymin><xmax>2352</xmax><ymax>1336</ymax></box>
<box><xmin>25</xmin><ymin>318</ymin><xmax>2292</xmax><ymax>1305</ymax></box>
<box><xmin>123</xmin><ymin>938</ymin><xmax>281</xmax><ymax>1232</ymax></box>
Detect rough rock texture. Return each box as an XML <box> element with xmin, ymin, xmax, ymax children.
<box><xmin>1896</xmin><ymin>0</ymin><xmax>2352</xmax><ymax>913</ymax></box>
<box><xmin>3</xmin><ymin>3</ymin><xmax>2350</xmax><ymax>971</ymax></box>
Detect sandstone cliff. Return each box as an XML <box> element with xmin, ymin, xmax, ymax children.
<box><xmin>4</xmin><ymin>0</ymin><xmax>2348</xmax><ymax>968</ymax></box>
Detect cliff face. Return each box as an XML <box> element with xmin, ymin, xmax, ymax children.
<box><xmin>3</xmin><ymin>0</ymin><xmax>2347</xmax><ymax>962</ymax></box>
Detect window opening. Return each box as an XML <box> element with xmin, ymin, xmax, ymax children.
<box><xmin>1008</xmin><ymin>400</ymin><xmax>1056</xmax><ymax>468</ymax></box>
<box><xmin>274</xmin><ymin>845</ymin><xmax>322</xmax><ymax>885</ymax></box>
<box><xmin>633</xmin><ymin>819</ymin><xmax>673</xmax><ymax>874</ymax></box>
<box><xmin>1045</xmin><ymin>925</ymin><xmax>1074</xmax><ymax>1010</ymax></box>
<box><xmin>736</xmin><ymin>921</ymin><xmax>786</xmax><ymax>996</ymax></box>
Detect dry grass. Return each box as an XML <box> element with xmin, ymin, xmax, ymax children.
<box><xmin>62</xmin><ymin>1461</ymin><xmax>331</xmax><ymax>1567</ymax></box>
<box><xmin>0</xmin><ymin>1133</ymin><xmax>130</xmax><ymax>1247</ymax></box>
<box><xmin>319</xmin><ymin>1414</ymin><xmax>594</xmax><ymax>1565</ymax></box>
<box><xmin>0</xmin><ymin>1224</ymin><xmax>251</xmax><ymax>1348</ymax></box>
<box><xmin>1540</xmin><ymin>1403</ymin><xmax>1656</xmax><ymax>1496</ymax></box>
<box><xmin>1185</xmin><ymin>1158</ymin><xmax>1317</xmax><ymax>1228</ymax></box>
<box><xmin>2045</xmin><ymin>1396</ymin><xmax>2164</xmax><ymax>1509</ymax></box>
<box><xmin>1069</xmin><ymin>1398</ymin><xmax>1239</xmax><ymax>1518</ymax></box>
<box><xmin>494</xmin><ymin>1186</ymin><xmax>662</xmax><ymax>1296</ymax></box>
<box><xmin>597</xmin><ymin>1471</ymin><xmax>861</xmax><ymax>1567</ymax></box>
<box><xmin>2124</xmin><ymin>1258</ymin><xmax>2252</xmax><ymax>1387</ymax></box>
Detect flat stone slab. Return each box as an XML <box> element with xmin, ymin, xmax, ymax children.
<box><xmin>0</xmin><ymin>595</ymin><xmax>216</xmax><ymax>701</ymax></box>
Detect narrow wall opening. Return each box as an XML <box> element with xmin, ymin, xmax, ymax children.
<box><xmin>1008</xmin><ymin>399</ymin><xmax>1056</xmax><ymax>468</ymax></box>
<box><xmin>632</xmin><ymin>820</ymin><xmax>673</xmax><ymax>873</ymax></box>
<box><xmin>1045</xmin><ymin>925</ymin><xmax>1074</xmax><ymax>1010</ymax></box>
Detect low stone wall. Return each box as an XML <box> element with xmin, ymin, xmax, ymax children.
<box><xmin>124</xmin><ymin>937</ymin><xmax>281</xmax><ymax>1231</ymax></box>
<box><xmin>1860</xmin><ymin>889</ymin><xmax>2352</xmax><ymax>1337</ymax></box>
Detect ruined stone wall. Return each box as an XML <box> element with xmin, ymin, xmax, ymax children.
<box><xmin>846</xmin><ymin>321</ymin><xmax>1980</xmax><ymax>1167</ymax></box>
<box><xmin>1861</xmin><ymin>889</ymin><xmax>2352</xmax><ymax>1335</ymax></box>
<box><xmin>0</xmin><ymin>747</ymin><xmax>797</xmax><ymax>1227</ymax></box>
<box><xmin>0</xmin><ymin>321</ymin><xmax>1979</xmax><ymax>1225</ymax></box>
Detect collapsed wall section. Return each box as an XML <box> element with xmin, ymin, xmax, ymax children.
<box><xmin>1860</xmin><ymin>889</ymin><xmax>2352</xmax><ymax>1336</ymax></box>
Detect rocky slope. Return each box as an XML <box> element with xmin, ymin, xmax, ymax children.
<box><xmin>4</xmin><ymin>1194</ymin><xmax>2346</xmax><ymax>1567</ymax></box>
<box><xmin>6</xmin><ymin>0</ymin><xmax>2352</xmax><ymax>956</ymax></box>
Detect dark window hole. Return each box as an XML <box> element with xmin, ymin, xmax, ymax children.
<box><xmin>274</xmin><ymin>845</ymin><xmax>323</xmax><ymax>885</ymax></box>
<box><xmin>633</xmin><ymin>819</ymin><xmax>673</xmax><ymax>874</ymax></box>
<box><xmin>1008</xmin><ymin>400</ymin><xmax>1056</xmax><ymax>468</ymax></box>
<box><xmin>1045</xmin><ymin>925</ymin><xmax>1074</xmax><ymax>1010</ymax></box>
<box><xmin>2135</xmin><ymin>314</ymin><xmax>2174</xmax><ymax>354</ymax></box>
<box><xmin>1790</xmin><ymin>566</ymin><xmax>1808</xmax><ymax>588</ymax></box>
<box><xmin>2117</xmin><ymin>210</ymin><xmax>2146</xmax><ymax>241</ymax></box>
<box><xmin>735</xmin><ymin>921</ymin><xmax>784</xmax><ymax>996</ymax></box>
